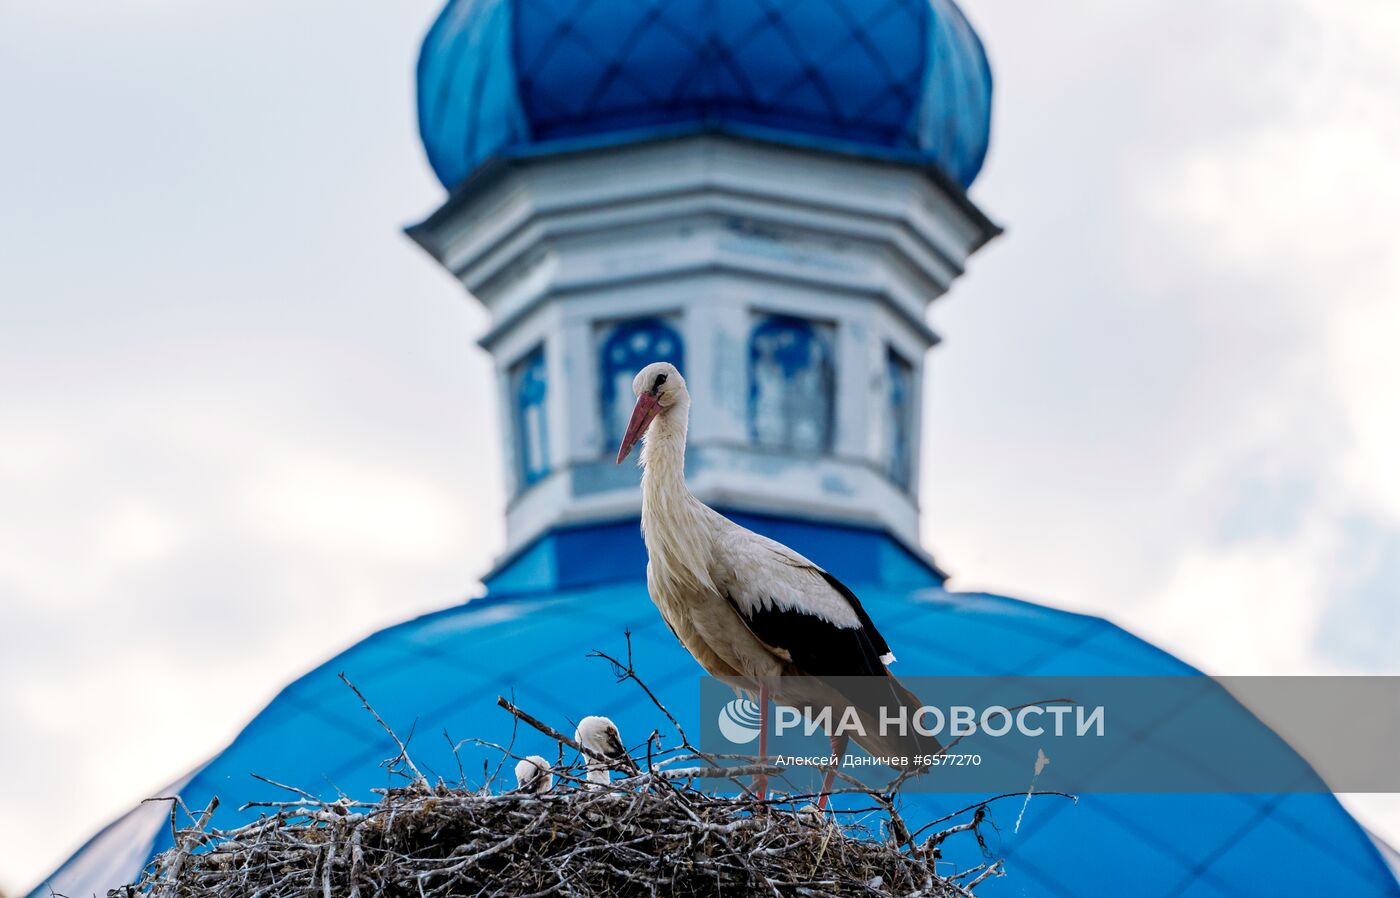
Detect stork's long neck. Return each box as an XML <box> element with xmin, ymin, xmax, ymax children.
<box><xmin>639</xmin><ymin>398</ymin><xmax>690</xmax><ymax>504</ymax></box>
<box><xmin>584</xmin><ymin>761</ymin><xmax>611</xmax><ymax>788</ymax></box>
<box><xmin>638</xmin><ymin>396</ymin><xmax>716</xmax><ymax>593</ymax></box>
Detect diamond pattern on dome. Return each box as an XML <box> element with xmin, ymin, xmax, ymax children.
<box><xmin>515</xmin><ymin>0</ymin><xmax>925</xmax><ymax>146</ymax></box>
<box><xmin>417</xmin><ymin>0</ymin><xmax>992</xmax><ymax>189</ymax></box>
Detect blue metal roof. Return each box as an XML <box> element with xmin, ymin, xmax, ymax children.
<box><xmin>416</xmin><ymin>0</ymin><xmax>994</xmax><ymax>191</ymax></box>
<box><xmin>33</xmin><ymin>520</ymin><xmax>1400</xmax><ymax>898</ymax></box>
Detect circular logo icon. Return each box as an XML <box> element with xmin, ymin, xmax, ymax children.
<box><xmin>717</xmin><ymin>697</ymin><xmax>763</xmax><ymax>744</ymax></box>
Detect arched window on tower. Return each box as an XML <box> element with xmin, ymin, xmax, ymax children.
<box><xmin>887</xmin><ymin>349</ymin><xmax>914</xmax><ymax>489</ymax></box>
<box><xmin>512</xmin><ymin>345</ymin><xmax>549</xmax><ymax>489</ymax></box>
<box><xmin>748</xmin><ymin>315</ymin><xmax>835</xmax><ymax>454</ymax></box>
<box><xmin>600</xmin><ymin>318</ymin><xmax>684</xmax><ymax>451</ymax></box>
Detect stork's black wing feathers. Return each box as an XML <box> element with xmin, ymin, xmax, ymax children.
<box><xmin>723</xmin><ymin>593</ymin><xmax>888</xmax><ymax>680</ymax></box>
<box><xmin>724</xmin><ymin>590</ymin><xmax>938</xmax><ymax>763</ymax></box>
<box><xmin>817</xmin><ymin>570</ymin><xmax>894</xmax><ymax>662</ymax></box>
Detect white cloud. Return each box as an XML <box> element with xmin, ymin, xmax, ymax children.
<box><xmin>931</xmin><ymin>0</ymin><xmax>1400</xmax><ymax>847</ymax></box>
<box><xmin>246</xmin><ymin>453</ymin><xmax>467</xmax><ymax>561</ymax></box>
<box><xmin>1136</xmin><ymin>0</ymin><xmax>1400</xmax><ymax>669</ymax></box>
<box><xmin>934</xmin><ymin>0</ymin><xmax>1400</xmax><ymax>673</ymax></box>
<box><xmin>0</xmin><ymin>354</ymin><xmax>499</xmax><ymax>890</ymax></box>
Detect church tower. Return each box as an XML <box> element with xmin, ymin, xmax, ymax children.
<box><xmin>408</xmin><ymin>0</ymin><xmax>999</xmax><ymax>564</ymax></box>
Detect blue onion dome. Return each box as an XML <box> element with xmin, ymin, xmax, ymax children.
<box><xmin>417</xmin><ymin>0</ymin><xmax>994</xmax><ymax>191</ymax></box>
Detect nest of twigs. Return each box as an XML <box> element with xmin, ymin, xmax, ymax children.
<box><xmin>121</xmin><ymin>781</ymin><xmax>998</xmax><ymax>898</ymax></box>
<box><xmin>114</xmin><ymin>642</ymin><xmax>1015</xmax><ymax>898</ymax></box>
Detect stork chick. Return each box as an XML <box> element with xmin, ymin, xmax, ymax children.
<box><xmin>615</xmin><ymin>362</ymin><xmax>934</xmax><ymax>807</ymax></box>
<box><xmin>513</xmin><ymin>755</ymin><xmax>553</xmax><ymax>794</ymax></box>
<box><xmin>574</xmin><ymin>715</ymin><xmax>629</xmax><ymax>788</ymax></box>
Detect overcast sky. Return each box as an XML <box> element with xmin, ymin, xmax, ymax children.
<box><xmin>2</xmin><ymin>0</ymin><xmax>1398</xmax><ymax>892</ymax></box>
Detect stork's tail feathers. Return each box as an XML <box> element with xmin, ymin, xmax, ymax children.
<box><xmin>839</xmin><ymin>673</ymin><xmax>940</xmax><ymax>774</ymax></box>
<box><xmin>771</xmin><ymin>673</ymin><xmax>938</xmax><ymax>775</ymax></box>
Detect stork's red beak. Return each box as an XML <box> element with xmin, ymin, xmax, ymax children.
<box><xmin>616</xmin><ymin>392</ymin><xmax>661</xmax><ymax>464</ymax></box>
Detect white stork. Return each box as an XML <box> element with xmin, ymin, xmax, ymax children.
<box><xmin>574</xmin><ymin>715</ymin><xmax>628</xmax><ymax>788</ymax></box>
<box><xmin>615</xmin><ymin>362</ymin><xmax>934</xmax><ymax>806</ymax></box>
<box><xmin>513</xmin><ymin>755</ymin><xmax>554</xmax><ymax>794</ymax></box>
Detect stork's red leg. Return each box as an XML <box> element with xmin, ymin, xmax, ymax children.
<box><xmin>755</xmin><ymin>683</ymin><xmax>769</xmax><ymax>800</ymax></box>
<box><xmin>817</xmin><ymin>733</ymin><xmax>849</xmax><ymax>811</ymax></box>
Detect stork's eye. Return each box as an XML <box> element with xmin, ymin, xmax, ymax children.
<box><xmin>651</xmin><ymin>373</ymin><xmax>668</xmax><ymax>395</ymax></box>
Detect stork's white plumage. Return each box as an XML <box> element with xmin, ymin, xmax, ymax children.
<box><xmin>513</xmin><ymin>755</ymin><xmax>553</xmax><ymax>794</ymax></box>
<box><xmin>615</xmin><ymin>362</ymin><xmax>934</xmax><ymax>805</ymax></box>
<box><xmin>574</xmin><ymin>715</ymin><xmax>628</xmax><ymax>788</ymax></box>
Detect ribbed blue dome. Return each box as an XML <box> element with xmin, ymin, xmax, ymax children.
<box><xmin>31</xmin><ymin>519</ymin><xmax>1400</xmax><ymax>898</ymax></box>
<box><xmin>417</xmin><ymin>0</ymin><xmax>993</xmax><ymax>190</ymax></box>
